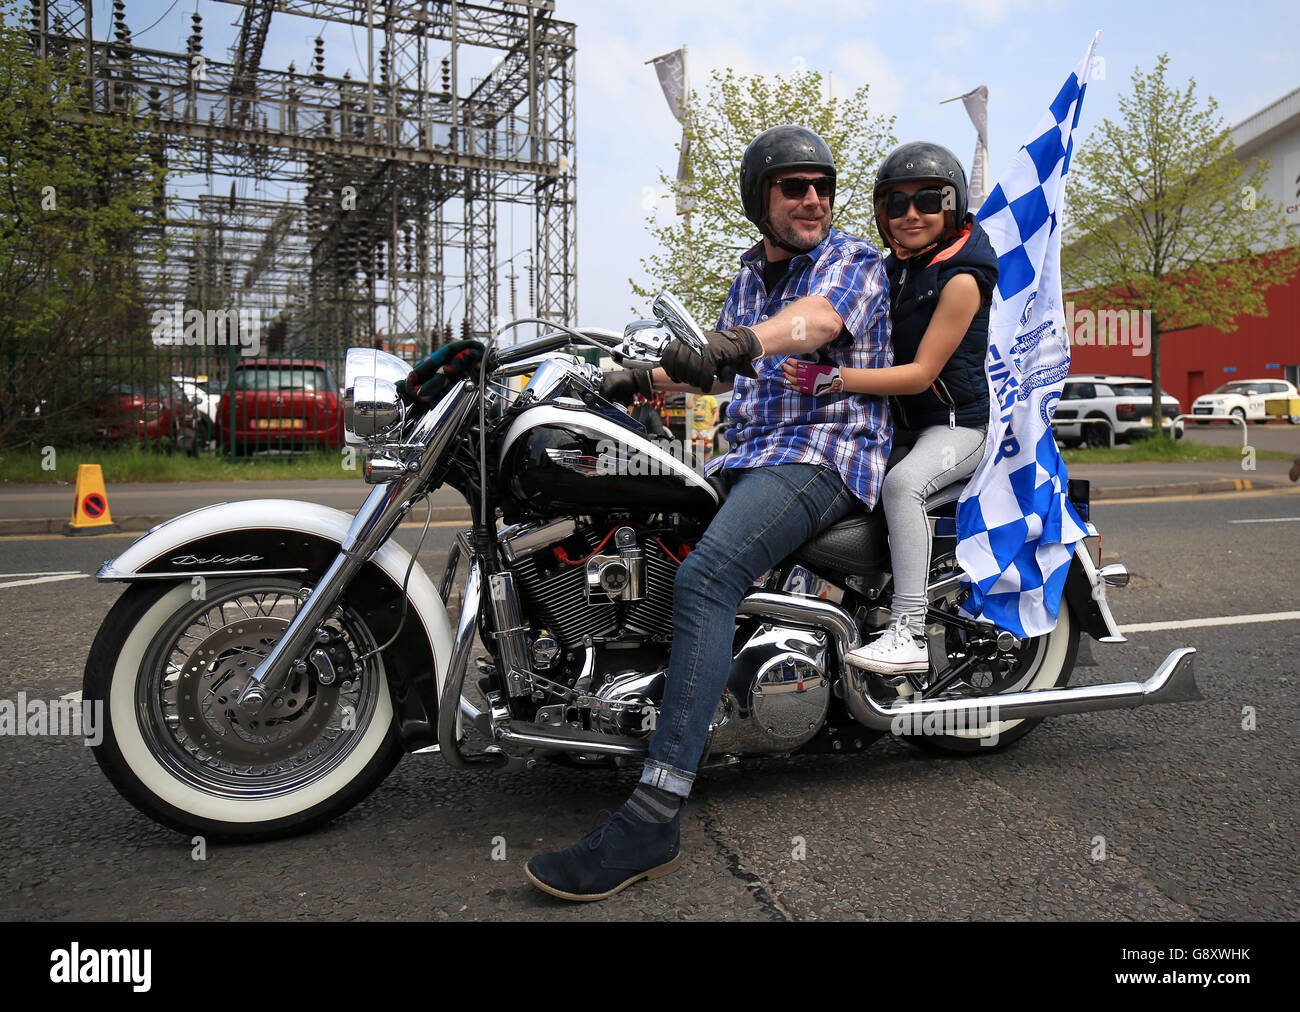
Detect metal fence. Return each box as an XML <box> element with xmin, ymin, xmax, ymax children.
<box><xmin>16</xmin><ymin>334</ymin><xmax>432</xmax><ymax>460</ymax></box>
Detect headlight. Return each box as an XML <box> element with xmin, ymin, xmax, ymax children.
<box><xmin>343</xmin><ymin>348</ymin><xmax>410</xmax><ymax>443</ymax></box>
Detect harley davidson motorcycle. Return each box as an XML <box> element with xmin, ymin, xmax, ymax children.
<box><xmin>83</xmin><ymin>293</ymin><xmax>1201</xmax><ymax>841</ymax></box>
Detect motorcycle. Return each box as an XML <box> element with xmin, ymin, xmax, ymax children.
<box><xmin>83</xmin><ymin>293</ymin><xmax>1202</xmax><ymax>841</ymax></box>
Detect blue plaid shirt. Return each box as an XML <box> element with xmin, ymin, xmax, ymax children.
<box><xmin>707</xmin><ymin>227</ymin><xmax>893</xmax><ymax>507</ymax></box>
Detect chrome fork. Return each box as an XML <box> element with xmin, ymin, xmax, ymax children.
<box><xmin>235</xmin><ymin>381</ymin><xmax>478</xmax><ymax>710</ymax></box>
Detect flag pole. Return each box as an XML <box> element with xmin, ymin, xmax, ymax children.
<box><xmin>681</xmin><ymin>44</ymin><xmax>691</xmax><ymax>230</ymax></box>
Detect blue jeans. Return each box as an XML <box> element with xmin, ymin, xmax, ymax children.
<box><xmin>640</xmin><ymin>463</ymin><xmax>857</xmax><ymax>797</ymax></box>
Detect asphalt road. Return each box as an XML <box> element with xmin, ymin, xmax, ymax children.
<box><xmin>1</xmin><ymin>486</ymin><xmax>1297</xmax><ymax>921</ymax></box>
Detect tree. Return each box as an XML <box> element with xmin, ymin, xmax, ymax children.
<box><xmin>632</xmin><ymin>68</ymin><xmax>896</xmax><ymax>325</ymax></box>
<box><xmin>0</xmin><ymin>2</ymin><xmax>168</xmax><ymax>449</ymax></box>
<box><xmin>1062</xmin><ymin>54</ymin><xmax>1300</xmax><ymax>433</ymax></box>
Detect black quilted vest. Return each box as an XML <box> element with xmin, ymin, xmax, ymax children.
<box><xmin>885</xmin><ymin>215</ymin><xmax>999</xmax><ymax>430</ymax></box>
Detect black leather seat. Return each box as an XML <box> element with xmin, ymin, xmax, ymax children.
<box><xmin>709</xmin><ymin>469</ymin><xmax>965</xmax><ymax>582</ymax></box>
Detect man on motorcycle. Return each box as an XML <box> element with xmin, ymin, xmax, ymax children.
<box><xmin>526</xmin><ymin>125</ymin><xmax>894</xmax><ymax>901</ymax></box>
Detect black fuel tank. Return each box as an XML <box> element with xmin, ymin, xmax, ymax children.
<box><xmin>499</xmin><ymin>403</ymin><xmax>719</xmax><ymax>517</ymax></box>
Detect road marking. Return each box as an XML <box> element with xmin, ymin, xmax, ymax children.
<box><xmin>1227</xmin><ymin>517</ymin><xmax>1300</xmax><ymax>524</ymax></box>
<box><xmin>0</xmin><ymin>570</ymin><xmax>82</xmax><ymax>578</ymax></box>
<box><xmin>1119</xmin><ymin>610</ymin><xmax>1300</xmax><ymax>633</ymax></box>
<box><xmin>0</xmin><ymin>574</ymin><xmax>88</xmax><ymax>590</ymax></box>
<box><xmin>0</xmin><ymin>520</ymin><xmax>470</xmax><ymax>543</ymax></box>
<box><xmin>1100</xmin><ymin>487</ymin><xmax>1300</xmax><ymax>506</ymax></box>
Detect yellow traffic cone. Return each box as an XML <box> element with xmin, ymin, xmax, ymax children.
<box><xmin>63</xmin><ymin>464</ymin><xmax>120</xmax><ymax>536</ymax></box>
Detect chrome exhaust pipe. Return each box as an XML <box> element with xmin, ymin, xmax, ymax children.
<box><xmin>844</xmin><ymin>647</ymin><xmax>1201</xmax><ymax>732</ymax></box>
<box><xmin>734</xmin><ymin>592</ymin><xmax>1202</xmax><ymax>733</ymax></box>
<box><xmin>493</xmin><ymin>720</ymin><xmax>647</xmax><ymax>758</ymax></box>
<box><xmin>737</xmin><ymin>592</ymin><xmax>862</xmax><ymax>650</ymax></box>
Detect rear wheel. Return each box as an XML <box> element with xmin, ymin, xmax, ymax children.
<box><xmin>902</xmin><ymin>557</ymin><xmax>1079</xmax><ymax>755</ymax></box>
<box><xmin>85</xmin><ymin>578</ymin><xmax>401</xmax><ymax>841</ymax></box>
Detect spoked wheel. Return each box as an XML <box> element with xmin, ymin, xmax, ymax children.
<box><xmin>85</xmin><ymin>578</ymin><xmax>401</xmax><ymax>841</ymax></box>
<box><xmin>902</xmin><ymin>556</ymin><xmax>1079</xmax><ymax>755</ymax></box>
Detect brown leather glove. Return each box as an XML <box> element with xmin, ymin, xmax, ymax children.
<box><xmin>660</xmin><ymin>326</ymin><xmax>761</xmax><ymax>393</ymax></box>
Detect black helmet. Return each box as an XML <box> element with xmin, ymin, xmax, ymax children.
<box><xmin>739</xmin><ymin>125</ymin><xmax>837</xmax><ymax>229</ymax></box>
<box><xmin>872</xmin><ymin>142</ymin><xmax>968</xmax><ymax>245</ymax></box>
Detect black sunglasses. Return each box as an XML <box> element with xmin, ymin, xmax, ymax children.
<box><xmin>883</xmin><ymin>187</ymin><xmax>948</xmax><ymax>219</ymax></box>
<box><xmin>772</xmin><ymin>175</ymin><xmax>834</xmax><ymax>200</ymax></box>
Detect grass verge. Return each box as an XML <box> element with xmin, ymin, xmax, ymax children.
<box><xmin>1061</xmin><ymin>436</ymin><xmax>1293</xmax><ymax>465</ymax></box>
<box><xmin>0</xmin><ymin>445</ymin><xmax>364</xmax><ymax>484</ymax></box>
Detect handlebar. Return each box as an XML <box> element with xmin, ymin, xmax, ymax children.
<box><xmin>486</xmin><ymin>292</ymin><xmax>706</xmax><ymax>375</ymax></box>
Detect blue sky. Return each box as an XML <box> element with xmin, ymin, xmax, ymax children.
<box><xmin>78</xmin><ymin>1</ymin><xmax>1300</xmax><ymax>332</ymax></box>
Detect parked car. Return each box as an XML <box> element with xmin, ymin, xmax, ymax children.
<box><xmin>94</xmin><ymin>381</ymin><xmax>200</xmax><ymax>455</ymax></box>
<box><xmin>172</xmin><ymin>375</ymin><xmax>219</xmax><ymax>447</ymax></box>
<box><xmin>1190</xmin><ymin>379</ymin><xmax>1300</xmax><ymax>424</ymax></box>
<box><xmin>1054</xmin><ymin>375</ymin><xmax>1183</xmax><ymax>448</ymax></box>
<box><xmin>216</xmin><ymin>359</ymin><xmax>344</xmax><ymax>453</ymax></box>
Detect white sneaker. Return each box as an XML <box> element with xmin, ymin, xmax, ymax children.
<box><xmin>844</xmin><ymin>614</ymin><xmax>929</xmax><ymax>675</ymax></box>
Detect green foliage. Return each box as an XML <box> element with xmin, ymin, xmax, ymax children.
<box><xmin>0</xmin><ymin>1</ymin><xmax>168</xmax><ymax>449</ymax></box>
<box><xmin>1060</xmin><ymin>434</ymin><xmax>1290</xmax><ymax>466</ymax></box>
<box><xmin>632</xmin><ymin>68</ymin><xmax>896</xmax><ymax>324</ymax></box>
<box><xmin>0</xmin><ymin>445</ymin><xmax>367</xmax><ymax>484</ymax></box>
<box><xmin>1063</xmin><ymin>54</ymin><xmax>1300</xmax><ymax>422</ymax></box>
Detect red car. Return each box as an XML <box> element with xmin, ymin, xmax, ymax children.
<box><xmin>94</xmin><ymin>382</ymin><xmax>200</xmax><ymax>454</ymax></box>
<box><xmin>216</xmin><ymin>359</ymin><xmax>344</xmax><ymax>453</ymax></box>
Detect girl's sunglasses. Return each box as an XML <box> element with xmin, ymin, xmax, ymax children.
<box><xmin>883</xmin><ymin>187</ymin><xmax>948</xmax><ymax>219</ymax></box>
<box><xmin>772</xmin><ymin>175</ymin><xmax>835</xmax><ymax>200</ymax></box>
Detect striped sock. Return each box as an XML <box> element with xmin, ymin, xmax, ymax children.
<box><xmin>625</xmin><ymin>783</ymin><xmax>683</xmax><ymax>824</ymax></box>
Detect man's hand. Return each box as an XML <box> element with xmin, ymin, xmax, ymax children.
<box><xmin>661</xmin><ymin>326</ymin><xmax>762</xmax><ymax>393</ymax></box>
<box><xmin>599</xmin><ymin>369</ymin><xmax>652</xmax><ymax>406</ymax></box>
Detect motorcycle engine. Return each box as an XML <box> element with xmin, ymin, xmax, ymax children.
<box><xmin>705</xmin><ymin>621</ymin><xmax>830</xmax><ymax>756</ymax></box>
<box><xmin>497</xmin><ymin>520</ymin><xmax>830</xmax><ymax>755</ymax></box>
<box><xmin>502</xmin><ymin>519</ymin><xmax>680</xmax><ymax>651</ymax></box>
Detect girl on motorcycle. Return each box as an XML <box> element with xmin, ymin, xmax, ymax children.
<box><xmin>784</xmin><ymin>142</ymin><xmax>999</xmax><ymax>677</ymax></box>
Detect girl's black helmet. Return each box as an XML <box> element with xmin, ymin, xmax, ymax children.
<box><xmin>739</xmin><ymin>125</ymin><xmax>837</xmax><ymax>227</ymax></box>
<box><xmin>872</xmin><ymin>142</ymin><xmax>968</xmax><ymax>244</ymax></box>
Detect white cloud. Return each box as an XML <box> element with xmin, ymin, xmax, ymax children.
<box><xmin>935</xmin><ymin>26</ymin><xmax>974</xmax><ymax>54</ymax></box>
<box><xmin>930</xmin><ymin>70</ymin><xmax>967</xmax><ymax>101</ymax></box>
<box><xmin>832</xmin><ymin>39</ymin><xmax>905</xmax><ymax>116</ymax></box>
<box><xmin>924</xmin><ymin>0</ymin><xmax>1038</xmax><ymax>26</ymax></box>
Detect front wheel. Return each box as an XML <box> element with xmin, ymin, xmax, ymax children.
<box><xmin>84</xmin><ymin>578</ymin><xmax>402</xmax><ymax>841</ymax></box>
<box><xmin>904</xmin><ymin>571</ymin><xmax>1079</xmax><ymax>755</ymax></box>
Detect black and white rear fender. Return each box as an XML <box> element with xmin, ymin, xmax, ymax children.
<box><xmin>96</xmin><ymin>499</ymin><xmax>453</xmax><ymax>750</ymax></box>
<box><xmin>1063</xmin><ymin>542</ymin><xmax>1126</xmax><ymax>643</ymax></box>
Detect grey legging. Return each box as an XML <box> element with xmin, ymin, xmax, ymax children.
<box><xmin>883</xmin><ymin>424</ymin><xmax>988</xmax><ymax>624</ymax></box>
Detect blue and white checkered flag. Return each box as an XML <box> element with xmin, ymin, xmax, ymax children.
<box><xmin>956</xmin><ymin>33</ymin><xmax>1101</xmax><ymax>638</ymax></box>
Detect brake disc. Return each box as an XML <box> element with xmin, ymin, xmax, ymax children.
<box><xmin>175</xmin><ymin>616</ymin><xmax>341</xmax><ymax>764</ymax></box>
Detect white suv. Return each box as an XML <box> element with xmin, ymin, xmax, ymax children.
<box><xmin>1191</xmin><ymin>379</ymin><xmax>1299</xmax><ymax>424</ymax></box>
<box><xmin>1054</xmin><ymin>375</ymin><xmax>1183</xmax><ymax>448</ymax></box>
